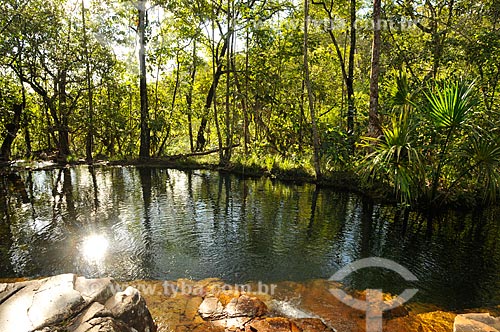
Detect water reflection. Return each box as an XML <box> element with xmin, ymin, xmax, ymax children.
<box><xmin>0</xmin><ymin>166</ymin><xmax>499</xmax><ymax>310</ymax></box>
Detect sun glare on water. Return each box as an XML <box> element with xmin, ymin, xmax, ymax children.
<box><xmin>82</xmin><ymin>235</ymin><xmax>109</xmax><ymax>262</ymax></box>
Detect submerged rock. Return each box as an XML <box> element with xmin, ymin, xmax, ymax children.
<box><xmin>0</xmin><ymin>274</ymin><xmax>156</xmax><ymax>332</ymax></box>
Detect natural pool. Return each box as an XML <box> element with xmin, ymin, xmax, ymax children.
<box><xmin>0</xmin><ymin>165</ymin><xmax>499</xmax><ymax>310</ymax></box>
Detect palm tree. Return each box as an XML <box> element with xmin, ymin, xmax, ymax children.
<box><xmin>424</xmin><ymin>81</ymin><xmax>477</xmax><ymax>203</ymax></box>
<box><xmin>360</xmin><ymin>111</ymin><xmax>422</xmax><ymax>204</ymax></box>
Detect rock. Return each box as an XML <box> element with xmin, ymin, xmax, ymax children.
<box><xmin>185</xmin><ymin>296</ymin><xmax>204</xmax><ymax>320</ymax></box>
<box><xmin>291</xmin><ymin>318</ymin><xmax>334</xmax><ymax>332</ymax></box>
<box><xmin>225</xmin><ymin>317</ymin><xmax>253</xmax><ymax>330</ymax></box>
<box><xmin>454</xmin><ymin>313</ymin><xmax>500</xmax><ymax>332</ymax></box>
<box><xmin>247</xmin><ymin>317</ymin><xmax>293</xmax><ymax>332</ymax></box>
<box><xmin>199</xmin><ymin>296</ymin><xmax>225</xmax><ymax>320</ymax></box>
<box><xmin>386</xmin><ymin>310</ymin><xmax>456</xmax><ymax>332</ymax></box>
<box><xmin>29</xmin><ymin>274</ymin><xmax>86</xmax><ymax>328</ymax></box>
<box><xmin>0</xmin><ymin>274</ymin><xmax>157</xmax><ymax>332</ymax></box>
<box><xmin>225</xmin><ymin>294</ymin><xmax>268</xmax><ymax>318</ymax></box>
<box><xmin>245</xmin><ymin>317</ymin><xmax>335</xmax><ymax>332</ymax></box>
<box><xmin>105</xmin><ymin>286</ymin><xmax>157</xmax><ymax>332</ymax></box>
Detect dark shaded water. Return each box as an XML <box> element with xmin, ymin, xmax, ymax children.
<box><xmin>0</xmin><ymin>165</ymin><xmax>499</xmax><ymax>310</ymax></box>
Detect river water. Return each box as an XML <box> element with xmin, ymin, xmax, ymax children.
<box><xmin>0</xmin><ymin>165</ymin><xmax>499</xmax><ymax>310</ymax></box>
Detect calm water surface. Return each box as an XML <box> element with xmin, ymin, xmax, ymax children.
<box><xmin>0</xmin><ymin>165</ymin><xmax>499</xmax><ymax>310</ymax></box>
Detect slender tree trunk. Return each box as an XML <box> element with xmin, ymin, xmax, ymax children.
<box><xmin>156</xmin><ymin>51</ymin><xmax>181</xmax><ymax>157</ymax></box>
<box><xmin>299</xmin><ymin>79</ymin><xmax>305</xmax><ymax>150</ymax></box>
<box><xmin>138</xmin><ymin>0</ymin><xmax>150</xmax><ymax>159</ymax></box>
<box><xmin>21</xmin><ymin>68</ymin><xmax>30</xmax><ymax>158</ymax></box>
<box><xmin>0</xmin><ymin>103</ymin><xmax>23</xmax><ymax>160</ymax></box>
<box><xmin>243</xmin><ymin>28</ymin><xmax>250</xmax><ymax>154</ymax></box>
<box><xmin>211</xmin><ymin>15</ymin><xmax>223</xmax><ymax>160</ymax></box>
<box><xmin>82</xmin><ymin>0</ymin><xmax>94</xmax><ymax>161</ymax></box>
<box><xmin>222</xmin><ymin>0</ymin><xmax>233</xmax><ymax>165</ymax></box>
<box><xmin>347</xmin><ymin>0</ymin><xmax>357</xmax><ymax>152</ymax></box>
<box><xmin>58</xmin><ymin>70</ymin><xmax>71</xmax><ymax>157</ymax></box>
<box><xmin>232</xmin><ymin>51</ymin><xmax>249</xmax><ymax>154</ymax></box>
<box><xmin>368</xmin><ymin>0</ymin><xmax>382</xmax><ymax>137</ymax></box>
<box><xmin>187</xmin><ymin>41</ymin><xmax>197</xmax><ymax>153</ymax></box>
<box><xmin>304</xmin><ymin>0</ymin><xmax>322</xmax><ymax>180</ymax></box>
<box><xmin>23</xmin><ymin>115</ymin><xmax>31</xmax><ymax>158</ymax></box>
<box><xmin>195</xmin><ymin>26</ymin><xmax>230</xmax><ymax>152</ymax></box>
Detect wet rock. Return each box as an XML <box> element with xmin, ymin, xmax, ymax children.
<box><xmin>225</xmin><ymin>295</ymin><xmax>268</xmax><ymax>318</ymax></box>
<box><xmin>386</xmin><ymin>310</ymin><xmax>456</xmax><ymax>332</ymax></box>
<box><xmin>291</xmin><ymin>318</ymin><xmax>334</xmax><ymax>332</ymax></box>
<box><xmin>105</xmin><ymin>286</ymin><xmax>156</xmax><ymax>332</ymax></box>
<box><xmin>199</xmin><ymin>296</ymin><xmax>225</xmax><ymax>320</ymax></box>
<box><xmin>245</xmin><ymin>317</ymin><xmax>334</xmax><ymax>332</ymax></box>
<box><xmin>247</xmin><ymin>317</ymin><xmax>293</xmax><ymax>332</ymax></box>
<box><xmin>454</xmin><ymin>313</ymin><xmax>500</xmax><ymax>332</ymax></box>
<box><xmin>0</xmin><ymin>274</ymin><xmax>156</xmax><ymax>332</ymax></box>
<box><xmin>185</xmin><ymin>296</ymin><xmax>204</xmax><ymax>320</ymax></box>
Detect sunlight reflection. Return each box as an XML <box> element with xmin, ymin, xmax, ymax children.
<box><xmin>81</xmin><ymin>235</ymin><xmax>109</xmax><ymax>263</ymax></box>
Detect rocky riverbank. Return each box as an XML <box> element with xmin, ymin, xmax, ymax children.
<box><xmin>1</xmin><ymin>275</ymin><xmax>499</xmax><ymax>332</ymax></box>
<box><xmin>124</xmin><ymin>278</ymin><xmax>499</xmax><ymax>332</ymax></box>
<box><xmin>0</xmin><ymin>274</ymin><xmax>156</xmax><ymax>332</ymax></box>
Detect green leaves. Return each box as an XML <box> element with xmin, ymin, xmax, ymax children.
<box><xmin>360</xmin><ymin>111</ymin><xmax>422</xmax><ymax>203</ymax></box>
<box><xmin>425</xmin><ymin>81</ymin><xmax>477</xmax><ymax>130</ymax></box>
<box><xmin>463</xmin><ymin>132</ymin><xmax>500</xmax><ymax>202</ymax></box>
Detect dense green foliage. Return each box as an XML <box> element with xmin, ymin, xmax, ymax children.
<box><xmin>0</xmin><ymin>0</ymin><xmax>499</xmax><ymax>207</ymax></box>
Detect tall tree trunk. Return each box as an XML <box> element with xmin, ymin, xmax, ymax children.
<box><xmin>138</xmin><ymin>0</ymin><xmax>150</xmax><ymax>159</ymax></box>
<box><xmin>243</xmin><ymin>28</ymin><xmax>250</xmax><ymax>154</ymax></box>
<box><xmin>0</xmin><ymin>103</ymin><xmax>23</xmax><ymax>160</ymax></box>
<box><xmin>82</xmin><ymin>0</ymin><xmax>94</xmax><ymax>161</ymax></box>
<box><xmin>186</xmin><ymin>41</ymin><xmax>197</xmax><ymax>153</ymax></box>
<box><xmin>312</xmin><ymin>0</ymin><xmax>356</xmax><ymax>151</ymax></box>
<box><xmin>347</xmin><ymin>0</ymin><xmax>356</xmax><ymax>152</ymax></box>
<box><xmin>368</xmin><ymin>0</ymin><xmax>382</xmax><ymax>137</ymax></box>
<box><xmin>58</xmin><ymin>70</ymin><xmax>71</xmax><ymax>157</ymax></box>
<box><xmin>304</xmin><ymin>0</ymin><xmax>322</xmax><ymax>180</ymax></box>
<box><xmin>23</xmin><ymin>114</ymin><xmax>31</xmax><ymax>158</ymax></box>
<box><xmin>156</xmin><ymin>51</ymin><xmax>181</xmax><ymax>157</ymax></box>
<box><xmin>222</xmin><ymin>0</ymin><xmax>233</xmax><ymax>165</ymax></box>
<box><xmin>195</xmin><ymin>28</ymin><xmax>230</xmax><ymax>152</ymax></box>
<box><xmin>211</xmin><ymin>14</ymin><xmax>223</xmax><ymax>160</ymax></box>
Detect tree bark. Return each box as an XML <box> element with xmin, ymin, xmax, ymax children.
<box><xmin>58</xmin><ymin>70</ymin><xmax>71</xmax><ymax>157</ymax></box>
<box><xmin>186</xmin><ymin>41</ymin><xmax>197</xmax><ymax>153</ymax></box>
<box><xmin>138</xmin><ymin>0</ymin><xmax>150</xmax><ymax>159</ymax></box>
<box><xmin>0</xmin><ymin>103</ymin><xmax>23</xmax><ymax>160</ymax></box>
<box><xmin>82</xmin><ymin>0</ymin><xmax>94</xmax><ymax>161</ymax></box>
<box><xmin>312</xmin><ymin>0</ymin><xmax>356</xmax><ymax>152</ymax></box>
<box><xmin>368</xmin><ymin>0</ymin><xmax>382</xmax><ymax>137</ymax></box>
<box><xmin>195</xmin><ymin>27</ymin><xmax>230</xmax><ymax>152</ymax></box>
<box><xmin>304</xmin><ymin>0</ymin><xmax>322</xmax><ymax>180</ymax></box>
<box><xmin>347</xmin><ymin>0</ymin><xmax>356</xmax><ymax>152</ymax></box>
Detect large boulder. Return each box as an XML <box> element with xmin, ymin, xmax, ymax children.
<box><xmin>0</xmin><ymin>274</ymin><xmax>156</xmax><ymax>332</ymax></box>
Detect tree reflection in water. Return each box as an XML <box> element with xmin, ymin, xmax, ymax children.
<box><xmin>0</xmin><ymin>166</ymin><xmax>499</xmax><ymax>310</ymax></box>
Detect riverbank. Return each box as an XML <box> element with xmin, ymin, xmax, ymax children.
<box><xmin>3</xmin><ymin>156</ymin><xmax>483</xmax><ymax>211</ymax></box>
<box><xmin>126</xmin><ymin>277</ymin><xmax>500</xmax><ymax>332</ymax></box>
<box><xmin>1</xmin><ymin>275</ymin><xmax>500</xmax><ymax>332</ymax></box>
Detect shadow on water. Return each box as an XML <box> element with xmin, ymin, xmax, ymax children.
<box><xmin>0</xmin><ymin>165</ymin><xmax>499</xmax><ymax>310</ymax></box>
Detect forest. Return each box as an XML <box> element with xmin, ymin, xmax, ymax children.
<box><xmin>1</xmin><ymin>0</ymin><xmax>500</xmax><ymax>207</ymax></box>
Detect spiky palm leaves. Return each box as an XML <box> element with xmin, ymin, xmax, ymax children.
<box><xmin>425</xmin><ymin>81</ymin><xmax>478</xmax><ymax>202</ymax></box>
<box><xmin>361</xmin><ymin>112</ymin><xmax>422</xmax><ymax>204</ymax></box>
<box><xmin>361</xmin><ymin>78</ymin><xmax>500</xmax><ymax>206</ymax></box>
